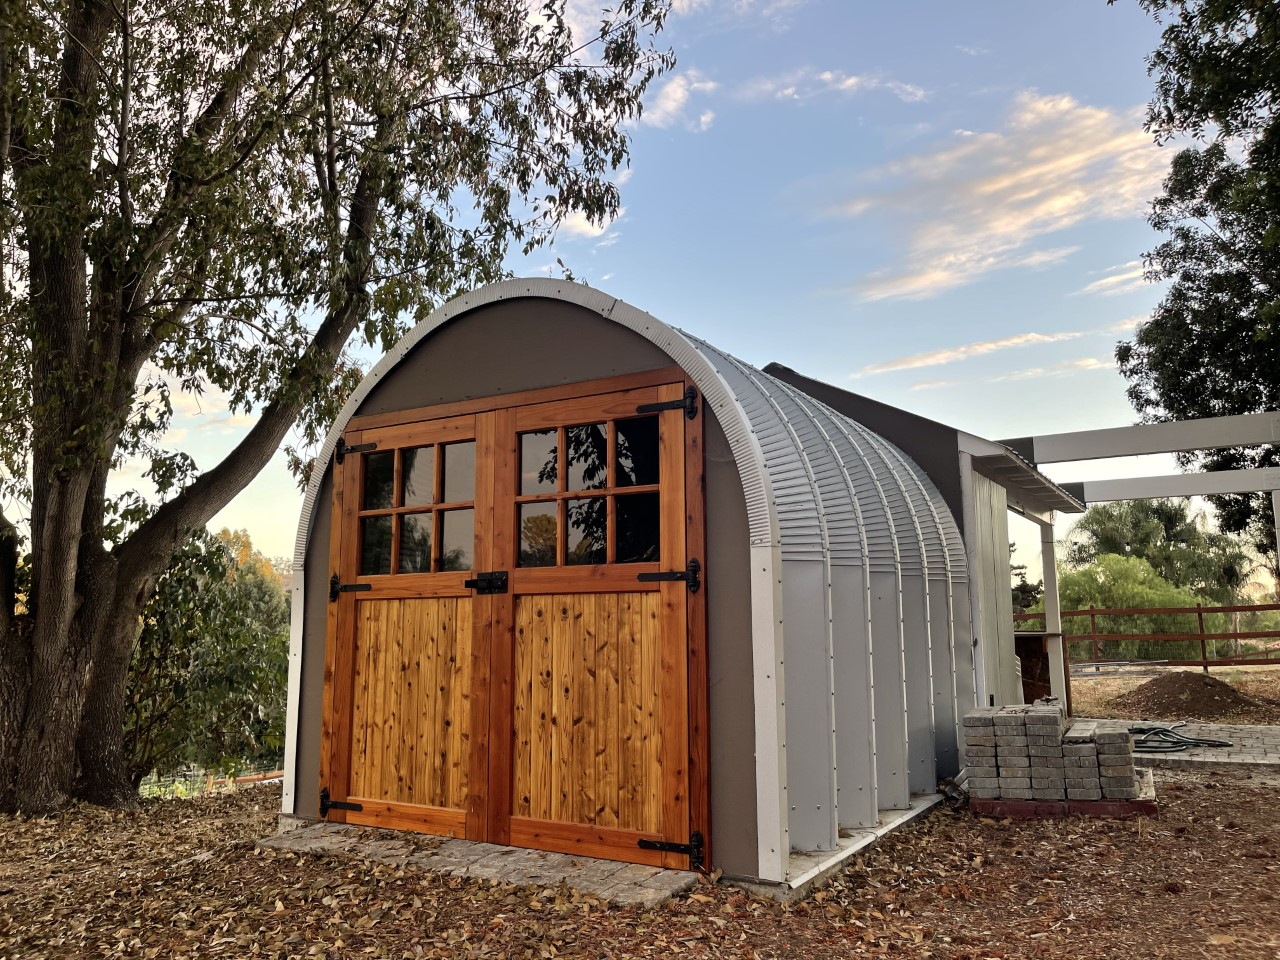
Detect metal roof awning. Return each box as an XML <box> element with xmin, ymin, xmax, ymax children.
<box><xmin>970</xmin><ymin>445</ymin><xmax>1084</xmax><ymax>516</ymax></box>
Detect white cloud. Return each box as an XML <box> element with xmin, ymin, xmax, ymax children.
<box><xmin>559</xmin><ymin>206</ymin><xmax>625</xmax><ymax>239</ymax></box>
<box><xmin>1104</xmin><ymin>314</ymin><xmax>1147</xmax><ymax>334</ymax></box>
<box><xmin>909</xmin><ymin>379</ymin><xmax>959</xmax><ymax>391</ymax></box>
<box><xmin>696</xmin><ymin>109</ymin><xmax>716</xmax><ymax>132</ymax></box>
<box><xmin>992</xmin><ymin>356</ymin><xmax>1112</xmax><ymax>382</ymax></box>
<box><xmin>852</xmin><ymin>329</ymin><xmax>1084</xmax><ymax>377</ymax></box>
<box><xmin>641</xmin><ymin>70</ymin><xmax>718</xmax><ymax>129</ymax></box>
<box><xmin>1077</xmin><ymin>260</ymin><xmax>1147</xmax><ymax>297</ymax></box>
<box><xmin>742</xmin><ymin>67</ymin><xmax>926</xmax><ymax>104</ymax></box>
<box><xmin>837</xmin><ymin>91</ymin><xmax>1169</xmax><ymax>301</ymax></box>
<box><xmin>957</xmin><ymin>45</ymin><xmax>989</xmax><ymax>57</ymax></box>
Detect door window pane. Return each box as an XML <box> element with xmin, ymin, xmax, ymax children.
<box><xmin>518</xmin><ymin>502</ymin><xmax>558</xmax><ymax>567</ymax></box>
<box><xmin>566</xmin><ymin>497</ymin><xmax>607</xmax><ymax>565</ymax></box>
<box><xmin>615</xmin><ymin>416</ymin><xmax>659</xmax><ymax>487</ymax></box>
<box><xmin>616</xmin><ymin>492</ymin><xmax>660</xmax><ymax>564</ymax></box>
<box><xmin>359</xmin><ymin>515</ymin><xmax>393</xmax><ymax>575</ymax></box>
<box><xmin>401</xmin><ymin>446</ymin><xmax>436</xmax><ymax>507</ymax></box>
<box><xmin>566</xmin><ymin>423</ymin><xmax>608</xmax><ymax>491</ymax></box>
<box><xmin>440</xmin><ymin>509</ymin><xmax>474</xmax><ymax>571</ymax></box>
<box><xmin>442</xmin><ymin>441</ymin><xmax>476</xmax><ymax>503</ymax></box>
<box><xmin>362</xmin><ymin>451</ymin><xmax>395</xmax><ymax>510</ymax></box>
<box><xmin>520</xmin><ymin>430</ymin><xmax>558</xmax><ymax>495</ymax></box>
<box><xmin>398</xmin><ymin>513</ymin><xmax>433</xmax><ymax>573</ymax></box>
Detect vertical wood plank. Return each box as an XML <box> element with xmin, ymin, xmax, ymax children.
<box><xmin>551</xmin><ymin>595</ymin><xmax>573</xmax><ymax>823</ymax></box>
<box><xmin>414</xmin><ymin>602</ymin><xmax>433</xmax><ymax>806</ymax></box>
<box><xmin>450</xmin><ymin>598</ymin><xmax>473</xmax><ymax>809</ymax></box>
<box><xmin>347</xmin><ymin>603</ymin><xmax>369</xmax><ymax>799</ymax></box>
<box><xmin>512</xmin><ymin>598</ymin><xmax>533</xmax><ymax>820</ymax></box>
<box><xmin>364</xmin><ymin>600</ymin><xmax>386</xmax><ymax>799</ymax></box>
<box><xmin>483</xmin><ymin>407</ymin><xmax>516</xmax><ymax>843</ymax></box>
<box><xmin>618</xmin><ymin>592</ymin><xmax>643</xmax><ymax>831</ymax></box>
<box><xmin>684</xmin><ymin>377</ymin><xmax>711</xmax><ymax>870</ymax></box>
<box><xmin>575</xmin><ymin>595</ymin><xmax>596</xmax><ymax>824</ymax></box>
<box><xmin>656</xmin><ymin>387</ymin><xmax>690</xmax><ymax>866</ymax></box>
<box><xmin>400</xmin><ymin>600</ymin><xmax>422</xmax><ymax>806</ymax></box>
<box><xmin>597</xmin><ymin>593</ymin><xmax>619</xmax><ymax>828</ymax></box>
<box><xmin>428</xmin><ymin>598</ymin><xmax>446</xmax><ymax>806</ymax></box>
<box><xmin>530</xmin><ymin>596</ymin><xmax>553</xmax><ymax>822</ymax></box>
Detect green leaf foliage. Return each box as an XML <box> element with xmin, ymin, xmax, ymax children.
<box><xmin>1064</xmin><ymin>498</ymin><xmax>1254</xmax><ymax>605</ymax></box>
<box><xmin>125</xmin><ymin>530</ymin><xmax>289</xmax><ymax>786</ymax></box>
<box><xmin>1116</xmin><ymin>1</ymin><xmax>1280</xmax><ymax>572</ymax></box>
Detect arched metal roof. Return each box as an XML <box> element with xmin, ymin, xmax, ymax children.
<box><xmin>288</xmin><ymin>279</ymin><xmax>976</xmax><ymax>883</ymax></box>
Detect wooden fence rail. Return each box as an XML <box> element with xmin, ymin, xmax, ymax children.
<box><xmin>1013</xmin><ymin>602</ymin><xmax>1280</xmax><ymax>672</ymax></box>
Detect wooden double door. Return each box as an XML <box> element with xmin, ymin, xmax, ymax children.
<box><xmin>320</xmin><ymin>369</ymin><xmax>708</xmax><ymax>869</ymax></box>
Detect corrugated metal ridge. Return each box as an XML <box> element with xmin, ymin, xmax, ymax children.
<box><xmin>291</xmin><ymin>279</ymin><xmax>784</xmax><ymax>576</ymax></box>
<box><xmin>835</xmin><ymin>411</ymin><xmax>929</xmax><ymax>578</ymax></box>
<box><xmin>683</xmin><ymin>337</ymin><xmax>827</xmax><ymax>561</ymax></box>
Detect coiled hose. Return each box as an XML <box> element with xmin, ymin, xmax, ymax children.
<box><xmin>1127</xmin><ymin>722</ymin><xmax>1233</xmax><ymax>753</ymax></box>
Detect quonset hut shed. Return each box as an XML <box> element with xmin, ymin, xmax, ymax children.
<box><xmin>283</xmin><ymin>279</ymin><xmax>981</xmax><ymax>886</ymax></box>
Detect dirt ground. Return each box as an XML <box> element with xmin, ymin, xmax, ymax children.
<box><xmin>3</xmin><ymin>773</ymin><xmax>1279</xmax><ymax>960</ymax></box>
<box><xmin>1071</xmin><ymin>666</ymin><xmax>1280</xmax><ymax>724</ymax></box>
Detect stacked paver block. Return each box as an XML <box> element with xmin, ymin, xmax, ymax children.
<box><xmin>1096</xmin><ymin>728</ymin><xmax>1138</xmax><ymax>799</ymax></box>
<box><xmin>1063</xmin><ymin>720</ymin><xmax>1101</xmax><ymax>800</ymax></box>
<box><xmin>960</xmin><ymin>708</ymin><xmax>999</xmax><ymax>799</ymax></box>
<box><xmin>962</xmin><ymin>704</ymin><xmax>1142</xmax><ymax>805</ymax></box>
<box><xmin>994</xmin><ymin>708</ymin><xmax>1032</xmax><ymax>799</ymax></box>
<box><xmin>1025</xmin><ymin>704</ymin><xmax>1067</xmax><ymax>800</ymax></box>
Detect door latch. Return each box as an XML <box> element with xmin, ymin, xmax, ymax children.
<box><xmin>464</xmin><ymin>570</ymin><xmax>509</xmax><ymax>595</ymax></box>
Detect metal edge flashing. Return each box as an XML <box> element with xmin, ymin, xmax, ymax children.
<box><xmin>288</xmin><ymin>279</ymin><xmax>791</xmax><ymax>882</ymax></box>
<box><xmin>704</xmin><ymin>346</ymin><xmax>840</xmax><ymax>854</ymax></box>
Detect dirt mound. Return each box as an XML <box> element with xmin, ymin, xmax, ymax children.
<box><xmin>1110</xmin><ymin>670</ymin><xmax>1278</xmax><ymax>722</ymax></box>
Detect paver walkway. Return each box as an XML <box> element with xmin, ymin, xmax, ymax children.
<box><xmin>1091</xmin><ymin>719</ymin><xmax>1280</xmax><ymax>773</ymax></box>
<box><xmin>260</xmin><ymin>822</ymin><xmax>699</xmax><ymax>909</ymax></box>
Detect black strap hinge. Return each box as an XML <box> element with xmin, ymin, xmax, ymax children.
<box><xmin>329</xmin><ymin>573</ymin><xmax>372</xmax><ymax>602</ymax></box>
<box><xmin>637</xmin><ymin>557</ymin><xmax>700</xmax><ymax>593</ymax></box>
<box><xmin>463</xmin><ymin>570</ymin><xmax>509</xmax><ymax>595</ymax></box>
<box><xmin>637</xmin><ymin>831</ymin><xmax>704</xmax><ymax>870</ymax></box>
<box><xmin>319</xmin><ymin>787</ymin><xmax>363</xmax><ymax>817</ymax></box>
<box><xmin>335</xmin><ymin>438</ymin><xmax>377</xmax><ymax>465</ymax></box>
<box><xmin>635</xmin><ymin>385</ymin><xmax>699</xmax><ymax>419</ymax></box>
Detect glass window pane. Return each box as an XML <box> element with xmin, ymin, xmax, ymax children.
<box><xmin>566</xmin><ymin>423</ymin><xmax>608</xmax><ymax>491</ymax></box>
<box><xmin>401</xmin><ymin>446</ymin><xmax>436</xmax><ymax>507</ymax></box>
<box><xmin>520</xmin><ymin>430</ymin><xmax>558</xmax><ymax>495</ymax></box>
<box><xmin>359</xmin><ymin>515</ymin><xmax>393</xmax><ymax>575</ymax></box>
<box><xmin>518</xmin><ymin>502</ymin><xmax>558</xmax><ymax>568</ymax></box>
<box><xmin>566</xmin><ymin>497</ymin><xmax>607</xmax><ymax>566</ymax></box>
<box><xmin>615</xmin><ymin>416</ymin><xmax>659</xmax><ymax>487</ymax></box>
<box><xmin>616</xmin><ymin>492</ymin><xmax>660</xmax><ymax>564</ymax></box>
<box><xmin>442</xmin><ymin>441</ymin><xmax>476</xmax><ymax>503</ymax></box>
<box><xmin>398</xmin><ymin>514</ymin><xmax>433</xmax><ymax>573</ymax></box>
<box><xmin>362</xmin><ymin>451</ymin><xmax>395</xmax><ymax>510</ymax></box>
<box><xmin>440</xmin><ymin>509</ymin><xmax>474</xmax><ymax>571</ymax></box>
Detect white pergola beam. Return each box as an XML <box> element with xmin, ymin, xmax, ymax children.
<box><xmin>1067</xmin><ymin>467</ymin><xmax>1280</xmax><ymax>503</ymax></box>
<box><xmin>1005</xmin><ymin>411</ymin><xmax>1280</xmax><ymax>464</ymax></box>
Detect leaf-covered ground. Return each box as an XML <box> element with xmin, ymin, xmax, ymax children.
<box><xmin>3</xmin><ymin>772</ymin><xmax>1278</xmax><ymax>959</ymax></box>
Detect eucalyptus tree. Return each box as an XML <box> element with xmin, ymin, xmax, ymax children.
<box><xmin>1114</xmin><ymin>0</ymin><xmax>1280</xmax><ymax>571</ymax></box>
<box><xmin>0</xmin><ymin>0</ymin><xmax>673</xmax><ymax>813</ymax></box>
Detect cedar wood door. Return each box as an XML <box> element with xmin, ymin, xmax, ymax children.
<box><xmin>319</xmin><ymin>369</ymin><xmax>709</xmax><ymax>870</ymax></box>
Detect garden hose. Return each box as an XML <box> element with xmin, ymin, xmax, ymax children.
<box><xmin>1127</xmin><ymin>722</ymin><xmax>1234</xmax><ymax>753</ymax></box>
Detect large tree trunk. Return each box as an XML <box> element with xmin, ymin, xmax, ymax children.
<box><xmin>0</xmin><ymin>509</ymin><xmax>27</xmax><ymax>812</ymax></box>
<box><xmin>74</xmin><ymin>554</ymin><xmax>142</xmax><ymax>808</ymax></box>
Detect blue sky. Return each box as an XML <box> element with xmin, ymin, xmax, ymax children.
<box><xmin>196</xmin><ymin>0</ymin><xmax>1181</xmax><ymax>565</ymax></box>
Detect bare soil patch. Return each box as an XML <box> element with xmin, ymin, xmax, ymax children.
<box><xmin>3</xmin><ymin>776</ymin><xmax>1280</xmax><ymax>959</ymax></box>
<box><xmin>1073</xmin><ymin>667</ymin><xmax>1280</xmax><ymax>724</ymax></box>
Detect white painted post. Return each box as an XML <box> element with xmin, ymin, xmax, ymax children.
<box><xmin>1273</xmin><ymin>489</ymin><xmax>1280</xmax><ymax>599</ymax></box>
<box><xmin>1039</xmin><ymin>518</ymin><xmax>1067</xmax><ymax>706</ymax></box>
